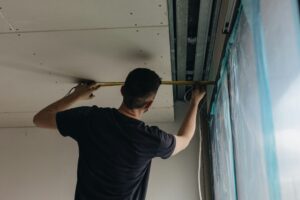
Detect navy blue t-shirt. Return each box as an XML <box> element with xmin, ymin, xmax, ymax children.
<box><xmin>56</xmin><ymin>106</ymin><xmax>175</xmax><ymax>200</ymax></box>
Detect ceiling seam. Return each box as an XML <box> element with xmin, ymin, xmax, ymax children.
<box><xmin>0</xmin><ymin>126</ymin><xmax>36</xmax><ymax>129</ymax></box>
<box><xmin>0</xmin><ymin>24</ymin><xmax>169</xmax><ymax>35</ymax></box>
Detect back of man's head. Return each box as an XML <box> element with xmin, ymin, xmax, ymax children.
<box><xmin>122</xmin><ymin>68</ymin><xmax>161</xmax><ymax>109</ymax></box>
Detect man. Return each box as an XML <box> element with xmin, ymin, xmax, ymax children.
<box><xmin>33</xmin><ymin>68</ymin><xmax>205</xmax><ymax>200</ymax></box>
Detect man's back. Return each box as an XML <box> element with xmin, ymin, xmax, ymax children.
<box><xmin>56</xmin><ymin>106</ymin><xmax>175</xmax><ymax>200</ymax></box>
<box><xmin>33</xmin><ymin>68</ymin><xmax>205</xmax><ymax>199</ymax></box>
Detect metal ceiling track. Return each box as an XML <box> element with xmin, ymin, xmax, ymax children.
<box><xmin>167</xmin><ymin>0</ymin><xmax>214</xmax><ymax>100</ymax></box>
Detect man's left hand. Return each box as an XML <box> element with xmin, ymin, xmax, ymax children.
<box><xmin>72</xmin><ymin>83</ymin><xmax>101</xmax><ymax>100</ymax></box>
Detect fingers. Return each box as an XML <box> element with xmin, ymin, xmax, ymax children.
<box><xmin>76</xmin><ymin>82</ymin><xmax>100</xmax><ymax>91</ymax></box>
<box><xmin>192</xmin><ymin>84</ymin><xmax>205</xmax><ymax>92</ymax></box>
<box><xmin>94</xmin><ymin>85</ymin><xmax>101</xmax><ymax>90</ymax></box>
<box><xmin>89</xmin><ymin>93</ymin><xmax>95</xmax><ymax>99</ymax></box>
<box><xmin>89</xmin><ymin>83</ymin><xmax>101</xmax><ymax>90</ymax></box>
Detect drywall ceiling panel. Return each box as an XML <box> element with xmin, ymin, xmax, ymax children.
<box><xmin>0</xmin><ymin>27</ymin><xmax>172</xmax><ymax>82</ymax></box>
<box><xmin>0</xmin><ymin>10</ymin><xmax>13</xmax><ymax>32</ymax></box>
<box><xmin>0</xmin><ymin>26</ymin><xmax>173</xmax><ymax>127</ymax></box>
<box><xmin>0</xmin><ymin>0</ymin><xmax>167</xmax><ymax>32</ymax></box>
<box><xmin>0</xmin><ymin>19</ymin><xmax>7</xmax><ymax>32</ymax></box>
<box><xmin>0</xmin><ymin>1</ymin><xmax>174</xmax><ymax>128</ymax></box>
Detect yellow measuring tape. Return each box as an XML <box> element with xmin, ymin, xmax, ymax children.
<box><xmin>93</xmin><ymin>80</ymin><xmax>215</xmax><ymax>87</ymax></box>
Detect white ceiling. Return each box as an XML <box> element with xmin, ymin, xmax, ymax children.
<box><xmin>0</xmin><ymin>0</ymin><xmax>174</xmax><ymax>127</ymax></box>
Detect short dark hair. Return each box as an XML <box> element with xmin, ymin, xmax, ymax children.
<box><xmin>123</xmin><ymin>68</ymin><xmax>161</xmax><ymax>109</ymax></box>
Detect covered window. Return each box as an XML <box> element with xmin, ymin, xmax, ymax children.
<box><xmin>209</xmin><ymin>0</ymin><xmax>300</xmax><ymax>199</ymax></box>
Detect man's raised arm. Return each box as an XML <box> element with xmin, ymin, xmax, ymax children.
<box><xmin>33</xmin><ymin>84</ymin><xmax>99</xmax><ymax>129</ymax></box>
<box><xmin>172</xmin><ymin>87</ymin><xmax>206</xmax><ymax>156</ymax></box>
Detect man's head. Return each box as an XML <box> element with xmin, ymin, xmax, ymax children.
<box><xmin>121</xmin><ymin>68</ymin><xmax>161</xmax><ymax>111</ymax></box>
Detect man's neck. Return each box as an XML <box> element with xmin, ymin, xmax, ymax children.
<box><xmin>118</xmin><ymin>103</ymin><xmax>144</xmax><ymax>120</ymax></box>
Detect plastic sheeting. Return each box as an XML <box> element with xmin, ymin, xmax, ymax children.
<box><xmin>260</xmin><ymin>0</ymin><xmax>300</xmax><ymax>198</ymax></box>
<box><xmin>210</xmin><ymin>69</ymin><xmax>237</xmax><ymax>200</ymax></box>
<box><xmin>228</xmin><ymin>11</ymin><xmax>274</xmax><ymax>200</ymax></box>
<box><xmin>209</xmin><ymin>0</ymin><xmax>300</xmax><ymax>199</ymax></box>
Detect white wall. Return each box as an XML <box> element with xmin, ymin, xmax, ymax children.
<box><xmin>0</xmin><ymin>102</ymin><xmax>200</xmax><ymax>200</ymax></box>
<box><xmin>147</xmin><ymin>102</ymin><xmax>200</xmax><ymax>200</ymax></box>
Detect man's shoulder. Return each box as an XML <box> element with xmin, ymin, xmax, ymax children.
<box><xmin>139</xmin><ymin>124</ymin><xmax>169</xmax><ymax>138</ymax></box>
<box><xmin>71</xmin><ymin>106</ymin><xmax>115</xmax><ymax>121</ymax></box>
<box><xmin>89</xmin><ymin>106</ymin><xmax>115</xmax><ymax>112</ymax></box>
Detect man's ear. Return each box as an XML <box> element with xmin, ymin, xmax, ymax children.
<box><xmin>144</xmin><ymin>100</ymin><xmax>153</xmax><ymax>111</ymax></box>
<box><xmin>121</xmin><ymin>86</ymin><xmax>125</xmax><ymax>96</ymax></box>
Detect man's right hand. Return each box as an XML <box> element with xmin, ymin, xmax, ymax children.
<box><xmin>191</xmin><ymin>85</ymin><xmax>206</xmax><ymax>104</ymax></box>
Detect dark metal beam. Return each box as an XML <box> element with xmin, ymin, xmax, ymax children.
<box><xmin>193</xmin><ymin>0</ymin><xmax>214</xmax><ymax>81</ymax></box>
<box><xmin>167</xmin><ymin>0</ymin><xmax>177</xmax><ymax>100</ymax></box>
<box><xmin>175</xmin><ymin>0</ymin><xmax>189</xmax><ymax>99</ymax></box>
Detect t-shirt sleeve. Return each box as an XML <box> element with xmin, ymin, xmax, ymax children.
<box><xmin>56</xmin><ymin>106</ymin><xmax>93</xmax><ymax>141</ymax></box>
<box><xmin>151</xmin><ymin>126</ymin><xmax>176</xmax><ymax>159</ymax></box>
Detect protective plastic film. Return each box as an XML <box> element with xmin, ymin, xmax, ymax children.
<box><xmin>228</xmin><ymin>11</ymin><xmax>271</xmax><ymax>200</ymax></box>
<box><xmin>210</xmin><ymin>70</ymin><xmax>237</xmax><ymax>200</ymax></box>
<box><xmin>210</xmin><ymin>0</ymin><xmax>300</xmax><ymax>199</ymax></box>
<box><xmin>260</xmin><ymin>0</ymin><xmax>300</xmax><ymax>199</ymax></box>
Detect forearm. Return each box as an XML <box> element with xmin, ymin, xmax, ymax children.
<box><xmin>177</xmin><ymin>100</ymin><xmax>199</xmax><ymax>142</ymax></box>
<box><xmin>171</xmin><ymin>100</ymin><xmax>199</xmax><ymax>156</ymax></box>
<box><xmin>37</xmin><ymin>94</ymin><xmax>80</xmax><ymax>113</ymax></box>
<box><xmin>171</xmin><ymin>86</ymin><xmax>205</xmax><ymax>156</ymax></box>
<box><xmin>33</xmin><ymin>94</ymin><xmax>80</xmax><ymax>128</ymax></box>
